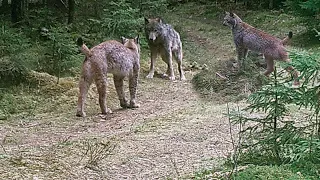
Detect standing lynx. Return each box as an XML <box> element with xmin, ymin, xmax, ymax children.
<box><xmin>76</xmin><ymin>36</ymin><xmax>140</xmax><ymax>117</ymax></box>
<box><xmin>223</xmin><ymin>12</ymin><xmax>299</xmax><ymax>85</ymax></box>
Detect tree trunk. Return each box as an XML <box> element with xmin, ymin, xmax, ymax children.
<box><xmin>68</xmin><ymin>0</ymin><xmax>75</xmax><ymax>24</ymax></box>
<box><xmin>11</xmin><ymin>0</ymin><xmax>20</xmax><ymax>23</ymax></box>
<box><xmin>11</xmin><ymin>0</ymin><xmax>28</xmax><ymax>23</ymax></box>
<box><xmin>1</xmin><ymin>0</ymin><xmax>9</xmax><ymax>14</ymax></box>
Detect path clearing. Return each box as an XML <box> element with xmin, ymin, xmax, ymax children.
<box><xmin>0</xmin><ymin>74</ymin><xmax>236</xmax><ymax>179</ymax></box>
<box><xmin>0</xmin><ymin>14</ymin><xmax>239</xmax><ymax>179</ymax></box>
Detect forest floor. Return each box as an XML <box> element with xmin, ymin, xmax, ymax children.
<box><xmin>0</xmin><ymin>3</ymin><xmax>312</xmax><ymax>180</ymax></box>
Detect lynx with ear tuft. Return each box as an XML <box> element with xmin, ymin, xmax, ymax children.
<box><xmin>76</xmin><ymin>36</ymin><xmax>140</xmax><ymax>117</ymax></box>
<box><xmin>223</xmin><ymin>12</ymin><xmax>299</xmax><ymax>85</ymax></box>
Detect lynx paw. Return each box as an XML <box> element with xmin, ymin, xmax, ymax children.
<box><xmin>293</xmin><ymin>80</ymin><xmax>300</xmax><ymax>87</ymax></box>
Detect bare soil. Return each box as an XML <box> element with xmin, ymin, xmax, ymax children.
<box><xmin>0</xmin><ymin>71</ymin><xmax>238</xmax><ymax>179</ymax></box>
<box><xmin>0</xmin><ymin>9</ymin><xmax>242</xmax><ymax>180</ymax></box>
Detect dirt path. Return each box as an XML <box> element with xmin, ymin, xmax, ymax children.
<box><xmin>0</xmin><ymin>74</ymin><xmax>235</xmax><ymax>179</ymax></box>
<box><xmin>0</xmin><ymin>15</ymin><xmax>237</xmax><ymax>180</ymax></box>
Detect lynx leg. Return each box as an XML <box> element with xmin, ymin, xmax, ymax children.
<box><xmin>95</xmin><ymin>73</ymin><xmax>109</xmax><ymax>115</ymax></box>
<box><xmin>174</xmin><ymin>49</ymin><xmax>186</xmax><ymax>81</ymax></box>
<box><xmin>283</xmin><ymin>58</ymin><xmax>300</xmax><ymax>85</ymax></box>
<box><xmin>146</xmin><ymin>48</ymin><xmax>158</xmax><ymax>79</ymax></box>
<box><xmin>128</xmin><ymin>70</ymin><xmax>140</xmax><ymax>108</ymax></box>
<box><xmin>76</xmin><ymin>62</ymin><xmax>93</xmax><ymax>117</ymax></box>
<box><xmin>243</xmin><ymin>48</ymin><xmax>249</xmax><ymax>59</ymax></box>
<box><xmin>113</xmin><ymin>75</ymin><xmax>129</xmax><ymax>108</ymax></box>
<box><xmin>264</xmin><ymin>57</ymin><xmax>275</xmax><ymax>76</ymax></box>
<box><xmin>236</xmin><ymin>47</ymin><xmax>247</xmax><ymax>67</ymax></box>
<box><xmin>76</xmin><ymin>75</ymin><xmax>93</xmax><ymax>117</ymax></box>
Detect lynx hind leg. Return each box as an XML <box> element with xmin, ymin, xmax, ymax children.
<box><xmin>283</xmin><ymin>58</ymin><xmax>300</xmax><ymax>86</ymax></box>
<box><xmin>264</xmin><ymin>57</ymin><xmax>275</xmax><ymax>76</ymax></box>
<box><xmin>95</xmin><ymin>73</ymin><xmax>110</xmax><ymax>115</ymax></box>
<box><xmin>76</xmin><ymin>75</ymin><xmax>93</xmax><ymax>117</ymax></box>
<box><xmin>128</xmin><ymin>70</ymin><xmax>140</xmax><ymax>108</ymax></box>
<box><xmin>76</xmin><ymin>62</ymin><xmax>93</xmax><ymax>117</ymax></box>
<box><xmin>173</xmin><ymin>49</ymin><xmax>186</xmax><ymax>80</ymax></box>
<box><xmin>113</xmin><ymin>75</ymin><xmax>129</xmax><ymax>108</ymax></box>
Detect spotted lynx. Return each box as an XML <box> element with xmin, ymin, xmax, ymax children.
<box><xmin>223</xmin><ymin>12</ymin><xmax>299</xmax><ymax>85</ymax></box>
<box><xmin>76</xmin><ymin>36</ymin><xmax>140</xmax><ymax>117</ymax></box>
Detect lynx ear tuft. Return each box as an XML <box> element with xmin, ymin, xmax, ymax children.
<box><xmin>121</xmin><ymin>36</ymin><xmax>128</xmax><ymax>44</ymax></box>
<box><xmin>156</xmin><ymin>17</ymin><xmax>163</xmax><ymax>23</ymax></box>
<box><xmin>230</xmin><ymin>12</ymin><xmax>234</xmax><ymax>17</ymax></box>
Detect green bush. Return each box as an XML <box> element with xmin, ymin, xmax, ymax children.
<box><xmin>234</xmin><ymin>166</ymin><xmax>304</xmax><ymax>180</ymax></box>
<box><xmin>227</xmin><ymin>50</ymin><xmax>320</xmax><ymax>177</ymax></box>
<box><xmin>39</xmin><ymin>26</ymin><xmax>82</xmax><ymax>81</ymax></box>
<box><xmin>0</xmin><ymin>24</ymin><xmax>31</xmax><ymax>85</ymax></box>
<box><xmin>101</xmin><ymin>0</ymin><xmax>142</xmax><ymax>38</ymax></box>
<box><xmin>284</xmin><ymin>0</ymin><xmax>320</xmax><ymax>30</ymax></box>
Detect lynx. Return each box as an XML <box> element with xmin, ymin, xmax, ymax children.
<box><xmin>76</xmin><ymin>36</ymin><xmax>140</xmax><ymax>117</ymax></box>
<box><xmin>223</xmin><ymin>12</ymin><xmax>299</xmax><ymax>85</ymax></box>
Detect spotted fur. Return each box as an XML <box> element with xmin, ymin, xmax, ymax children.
<box><xmin>76</xmin><ymin>37</ymin><xmax>140</xmax><ymax>117</ymax></box>
<box><xmin>223</xmin><ymin>12</ymin><xmax>299</xmax><ymax>85</ymax></box>
<box><xmin>144</xmin><ymin>17</ymin><xmax>185</xmax><ymax>80</ymax></box>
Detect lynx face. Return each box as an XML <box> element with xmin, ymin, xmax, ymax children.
<box><xmin>145</xmin><ymin>18</ymin><xmax>163</xmax><ymax>41</ymax></box>
<box><xmin>223</xmin><ymin>12</ymin><xmax>241</xmax><ymax>29</ymax></box>
<box><xmin>121</xmin><ymin>36</ymin><xmax>140</xmax><ymax>54</ymax></box>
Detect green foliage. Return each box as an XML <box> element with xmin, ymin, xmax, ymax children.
<box><xmin>315</xmin><ymin>29</ymin><xmax>320</xmax><ymax>40</ymax></box>
<box><xmin>101</xmin><ymin>0</ymin><xmax>142</xmax><ymax>38</ymax></box>
<box><xmin>284</xmin><ymin>0</ymin><xmax>320</xmax><ymax>30</ymax></box>
<box><xmin>40</xmin><ymin>26</ymin><xmax>81</xmax><ymax>80</ymax></box>
<box><xmin>228</xmin><ymin>50</ymin><xmax>320</xmax><ymax>177</ymax></box>
<box><xmin>0</xmin><ymin>24</ymin><xmax>31</xmax><ymax>85</ymax></box>
<box><xmin>140</xmin><ymin>0</ymin><xmax>169</xmax><ymax>17</ymax></box>
<box><xmin>0</xmin><ymin>88</ymin><xmax>38</xmax><ymax>118</ymax></box>
<box><xmin>234</xmin><ymin>165</ymin><xmax>305</xmax><ymax>180</ymax></box>
<box><xmin>289</xmin><ymin>51</ymin><xmax>320</xmax><ymax>115</ymax></box>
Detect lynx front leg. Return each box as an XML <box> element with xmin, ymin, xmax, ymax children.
<box><xmin>236</xmin><ymin>46</ymin><xmax>247</xmax><ymax>68</ymax></box>
<box><xmin>113</xmin><ymin>75</ymin><xmax>129</xmax><ymax>108</ymax></box>
<box><xmin>128</xmin><ymin>69</ymin><xmax>140</xmax><ymax>108</ymax></box>
<box><xmin>146</xmin><ymin>48</ymin><xmax>158</xmax><ymax>79</ymax></box>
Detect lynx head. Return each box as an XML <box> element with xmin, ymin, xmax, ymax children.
<box><xmin>223</xmin><ymin>12</ymin><xmax>242</xmax><ymax>29</ymax></box>
<box><xmin>121</xmin><ymin>35</ymin><xmax>140</xmax><ymax>54</ymax></box>
<box><xmin>144</xmin><ymin>17</ymin><xmax>163</xmax><ymax>41</ymax></box>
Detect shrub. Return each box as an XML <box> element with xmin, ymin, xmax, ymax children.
<box><xmin>39</xmin><ymin>26</ymin><xmax>82</xmax><ymax>82</ymax></box>
<box><xmin>0</xmin><ymin>24</ymin><xmax>31</xmax><ymax>85</ymax></box>
<box><xmin>228</xmin><ymin>50</ymin><xmax>320</xmax><ymax>177</ymax></box>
